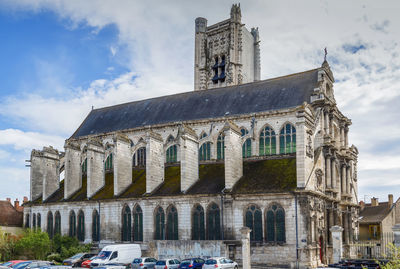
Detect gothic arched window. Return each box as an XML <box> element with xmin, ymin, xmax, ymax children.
<box><xmin>266</xmin><ymin>204</ymin><xmax>286</xmax><ymax>243</ymax></box>
<box><xmin>92</xmin><ymin>210</ymin><xmax>100</xmax><ymax>242</ymax></box>
<box><xmin>105</xmin><ymin>154</ymin><xmax>113</xmax><ymax>171</ymax></box>
<box><xmin>133</xmin><ymin>147</ymin><xmax>146</xmax><ymax>167</ymax></box>
<box><xmin>200</xmin><ymin>132</ymin><xmax>207</xmax><ymax>139</ymax></box>
<box><xmin>133</xmin><ymin>205</ymin><xmax>143</xmax><ymax>241</ymax></box>
<box><xmin>32</xmin><ymin>213</ymin><xmax>36</xmax><ymax>229</ymax></box>
<box><xmin>240</xmin><ymin>128</ymin><xmax>249</xmax><ymax>136</ymax></box>
<box><xmin>166</xmin><ymin>145</ymin><xmax>178</xmax><ymax>163</ymax></box>
<box><xmin>217</xmin><ymin>133</ymin><xmax>225</xmax><ymax>160</ymax></box>
<box><xmin>54</xmin><ymin>211</ymin><xmax>61</xmax><ymax>235</ymax></box>
<box><xmin>77</xmin><ymin>210</ymin><xmax>85</xmax><ymax>242</ymax></box>
<box><xmin>25</xmin><ymin>214</ymin><xmax>30</xmax><ymax>228</ymax></box>
<box><xmin>166</xmin><ymin>206</ymin><xmax>178</xmax><ymax>240</ymax></box>
<box><xmin>69</xmin><ymin>211</ymin><xmax>76</xmax><ymax>237</ymax></box>
<box><xmin>192</xmin><ymin>205</ymin><xmax>205</xmax><ymax>240</ymax></box>
<box><xmin>154</xmin><ymin>207</ymin><xmax>165</xmax><ymax>240</ymax></box>
<box><xmin>37</xmin><ymin>213</ymin><xmax>41</xmax><ymax>229</ymax></box>
<box><xmin>245</xmin><ymin>205</ymin><xmax>262</xmax><ymax>241</ymax></box>
<box><xmin>207</xmin><ymin>203</ymin><xmax>221</xmax><ymax>240</ymax></box>
<box><xmin>242</xmin><ymin>138</ymin><xmax>252</xmax><ymax>158</ymax></box>
<box><xmin>167</xmin><ymin>135</ymin><xmax>175</xmax><ymax>143</ymax></box>
<box><xmin>122</xmin><ymin>205</ymin><xmax>131</xmax><ymax>242</ymax></box>
<box><xmin>259</xmin><ymin>126</ymin><xmax>276</xmax><ymax>155</ymax></box>
<box><xmin>199</xmin><ymin>142</ymin><xmax>211</xmax><ymax>161</ymax></box>
<box><xmin>279</xmin><ymin>124</ymin><xmax>296</xmax><ymax>154</ymax></box>
<box><xmin>47</xmin><ymin>212</ymin><xmax>54</xmax><ymax>239</ymax></box>
<box><xmin>82</xmin><ymin>158</ymin><xmax>87</xmax><ymax>174</ymax></box>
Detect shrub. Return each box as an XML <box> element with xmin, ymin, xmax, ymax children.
<box><xmin>15</xmin><ymin>229</ymin><xmax>51</xmax><ymax>260</ymax></box>
<box><xmin>47</xmin><ymin>253</ymin><xmax>62</xmax><ymax>262</ymax></box>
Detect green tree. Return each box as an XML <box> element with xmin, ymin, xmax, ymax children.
<box><xmin>15</xmin><ymin>229</ymin><xmax>51</xmax><ymax>260</ymax></box>
<box><xmin>0</xmin><ymin>228</ymin><xmax>20</xmax><ymax>261</ymax></box>
<box><xmin>378</xmin><ymin>244</ymin><xmax>400</xmax><ymax>269</ymax></box>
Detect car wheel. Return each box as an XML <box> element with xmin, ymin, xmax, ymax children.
<box><xmin>234</xmin><ymin>266</ymin><xmax>238</xmax><ymax>269</ymax></box>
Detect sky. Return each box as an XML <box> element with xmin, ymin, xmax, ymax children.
<box><xmin>0</xmin><ymin>0</ymin><xmax>399</xmax><ymax>203</ymax></box>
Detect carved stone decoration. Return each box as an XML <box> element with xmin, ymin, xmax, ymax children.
<box><xmin>306</xmin><ymin>135</ymin><xmax>313</xmax><ymax>158</ymax></box>
<box><xmin>315</xmin><ymin>168</ymin><xmax>324</xmax><ymax>190</ymax></box>
<box><xmin>353</xmin><ymin>164</ymin><xmax>357</xmax><ymax>182</ymax></box>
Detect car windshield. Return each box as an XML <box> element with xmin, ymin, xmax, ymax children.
<box><xmin>97</xmin><ymin>251</ymin><xmax>112</xmax><ymax>260</ymax></box>
<box><xmin>205</xmin><ymin>260</ymin><xmax>217</xmax><ymax>265</ymax></box>
<box><xmin>132</xmin><ymin>259</ymin><xmax>142</xmax><ymax>264</ymax></box>
<box><xmin>155</xmin><ymin>261</ymin><xmax>166</xmax><ymax>265</ymax></box>
<box><xmin>12</xmin><ymin>262</ymin><xmax>31</xmax><ymax>269</ymax></box>
<box><xmin>181</xmin><ymin>261</ymin><xmax>190</xmax><ymax>265</ymax></box>
<box><xmin>71</xmin><ymin>253</ymin><xmax>84</xmax><ymax>259</ymax></box>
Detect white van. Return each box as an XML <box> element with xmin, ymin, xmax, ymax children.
<box><xmin>90</xmin><ymin>244</ymin><xmax>141</xmax><ymax>267</ymax></box>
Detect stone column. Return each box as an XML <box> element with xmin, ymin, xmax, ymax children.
<box><xmin>321</xmin><ymin>109</ymin><xmax>325</xmax><ymax>135</ymax></box>
<box><xmin>42</xmin><ymin>146</ymin><xmax>61</xmax><ymax>201</ymax></box>
<box><xmin>346</xmin><ymin>166</ymin><xmax>351</xmax><ymax>195</ymax></box>
<box><xmin>30</xmin><ymin>150</ymin><xmax>44</xmax><ymax>201</ymax></box>
<box><xmin>87</xmin><ymin>139</ymin><xmax>105</xmax><ymax>198</ymax></box>
<box><xmin>392</xmin><ymin>224</ymin><xmax>400</xmax><ymax>247</ymax></box>
<box><xmin>64</xmin><ymin>141</ymin><xmax>82</xmax><ymax>199</ymax></box>
<box><xmin>146</xmin><ymin>131</ymin><xmax>164</xmax><ymax>194</ymax></box>
<box><xmin>179</xmin><ymin>125</ymin><xmax>199</xmax><ymax>192</ymax></box>
<box><xmin>330</xmin><ymin>226</ymin><xmax>344</xmax><ymax>263</ymax></box>
<box><xmin>341</xmin><ymin>164</ymin><xmax>346</xmax><ymax>194</ymax></box>
<box><xmin>240</xmin><ymin>227</ymin><xmax>251</xmax><ymax>269</ymax></box>
<box><xmin>329</xmin><ymin>114</ymin><xmax>334</xmax><ymax>137</ymax></box>
<box><xmin>113</xmin><ymin>133</ymin><xmax>132</xmax><ymax>196</ymax></box>
<box><xmin>325</xmin><ymin>154</ymin><xmax>331</xmax><ymax>189</ymax></box>
<box><xmin>331</xmin><ymin>158</ymin><xmax>336</xmax><ymax>190</ymax></box>
<box><xmin>344</xmin><ymin>127</ymin><xmax>349</xmax><ymax>148</ymax></box>
<box><xmin>340</xmin><ymin>127</ymin><xmax>345</xmax><ymax>147</ymax></box>
<box><xmin>324</xmin><ymin>111</ymin><xmax>329</xmax><ymax>135</ymax></box>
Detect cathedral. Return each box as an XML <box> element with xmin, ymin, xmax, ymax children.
<box><xmin>24</xmin><ymin>5</ymin><xmax>359</xmax><ymax>268</ymax></box>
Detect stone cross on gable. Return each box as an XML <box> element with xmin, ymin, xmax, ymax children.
<box><xmin>324</xmin><ymin>47</ymin><xmax>328</xmax><ymax>62</ymax></box>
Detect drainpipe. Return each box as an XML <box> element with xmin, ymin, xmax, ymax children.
<box><xmin>221</xmin><ymin>188</ymin><xmax>226</xmax><ymax>240</ymax></box>
<box><xmin>98</xmin><ymin>201</ymin><xmax>101</xmax><ymax>242</ymax></box>
<box><xmin>295</xmin><ymin>194</ymin><xmax>299</xmax><ymax>269</ymax></box>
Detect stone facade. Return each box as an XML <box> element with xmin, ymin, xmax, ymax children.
<box><xmin>23</xmin><ymin>5</ymin><xmax>359</xmax><ymax>269</ymax></box>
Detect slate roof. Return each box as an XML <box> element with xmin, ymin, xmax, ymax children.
<box><xmin>0</xmin><ymin>200</ymin><xmax>23</xmax><ymax>227</ymax></box>
<box><xmin>360</xmin><ymin>203</ymin><xmax>391</xmax><ymax>224</ymax></box>
<box><xmin>71</xmin><ymin>69</ymin><xmax>319</xmax><ymax>138</ymax></box>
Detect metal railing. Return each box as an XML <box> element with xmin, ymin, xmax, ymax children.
<box><xmin>349</xmin><ymin>232</ymin><xmax>395</xmax><ymax>259</ymax></box>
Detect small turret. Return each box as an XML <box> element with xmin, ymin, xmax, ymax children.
<box><xmin>230</xmin><ymin>3</ymin><xmax>241</xmax><ymax>22</ymax></box>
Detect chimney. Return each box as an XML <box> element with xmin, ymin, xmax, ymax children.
<box><xmin>359</xmin><ymin>201</ymin><xmax>365</xmax><ymax>211</ymax></box>
<box><xmin>6</xmin><ymin>197</ymin><xmax>11</xmax><ymax>203</ymax></box>
<box><xmin>14</xmin><ymin>198</ymin><xmax>19</xmax><ymax>209</ymax></box>
<box><xmin>389</xmin><ymin>194</ymin><xmax>393</xmax><ymax>209</ymax></box>
<box><xmin>371</xmin><ymin>197</ymin><xmax>379</xmax><ymax>207</ymax></box>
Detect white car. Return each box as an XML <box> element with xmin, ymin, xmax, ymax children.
<box><xmin>154</xmin><ymin>259</ymin><xmax>180</xmax><ymax>269</ymax></box>
<box><xmin>202</xmin><ymin>258</ymin><xmax>238</xmax><ymax>269</ymax></box>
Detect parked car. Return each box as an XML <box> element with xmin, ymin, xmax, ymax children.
<box><xmin>93</xmin><ymin>263</ymin><xmax>126</xmax><ymax>269</ymax></box>
<box><xmin>39</xmin><ymin>266</ymin><xmax>71</xmax><ymax>269</ymax></box>
<box><xmin>81</xmin><ymin>258</ymin><xmax>94</xmax><ymax>268</ymax></box>
<box><xmin>203</xmin><ymin>258</ymin><xmax>238</xmax><ymax>269</ymax></box>
<box><xmin>1</xmin><ymin>261</ymin><xmax>27</xmax><ymax>267</ymax></box>
<box><xmin>154</xmin><ymin>259</ymin><xmax>180</xmax><ymax>269</ymax></box>
<box><xmin>131</xmin><ymin>257</ymin><xmax>157</xmax><ymax>269</ymax></box>
<box><xmin>63</xmin><ymin>253</ymin><xmax>96</xmax><ymax>267</ymax></box>
<box><xmin>178</xmin><ymin>259</ymin><xmax>204</xmax><ymax>269</ymax></box>
<box><xmin>91</xmin><ymin>244</ymin><xmax>141</xmax><ymax>267</ymax></box>
<box><xmin>12</xmin><ymin>261</ymin><xmax>52</xmax><ymax>269</ymax></box>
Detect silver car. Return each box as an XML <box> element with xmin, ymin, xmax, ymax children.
<box><xmin>131</xmin><ymin>258</ymin><xmax>157</xmax><ymax>269</ymax></box>
<box><xmin>203</xmin><ymin>258</ymin><xmax>238</xmax><ymax>269</ymax></box>
<box><xmin>154</xmin><ymin>259</ymin><xmax>180</xmax><ymax>269</ymax></box>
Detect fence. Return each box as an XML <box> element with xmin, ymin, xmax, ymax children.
<box><xmin>349</xmin><ymin>232</ymin><xmax>394</xmax><ymax>259</ymax></box>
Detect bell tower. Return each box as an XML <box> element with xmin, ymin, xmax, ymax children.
<box><xmin>194</xmin><ymin>4</ymin><xmax>261</xmax><ymax>91</ymax></box>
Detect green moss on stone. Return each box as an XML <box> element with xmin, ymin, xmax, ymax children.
<box><xmin>120</xmin><ymin>168</ymin><xmax>146</xmax><ymax>198</ymax></box>
<box><xmin>153</xmin><ymin>165</ymin><xmax>181</xmax><ymax>196</ymax></box>
<box><xmin>186</xmin><ymin>163</ymin><xmax>225</xmax><ymax>194</ymax></box>
<box><xmin>68</xmin><ymin>175</ymin><xmax>87</xmax><ymax>201</ymax></box>
<box><xmin>91</xmin><ymin>172</ymin><xmax>114</xmax><ymax>200</ymax></box>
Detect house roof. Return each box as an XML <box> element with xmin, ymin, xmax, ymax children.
<box><xmin>71</xmin><ymin>69</ymin><xmax>319</xmax><ymax>139</ymax></box>
<box><xmin>0</xmin><ymin>200</ymin><xmax>23</xmax><ymax>227</ymax></box>
<box><xmin>33</xmin><ymin>157</ymin><xmax>297</xmax><ymax>204</ymax></box>
<box><xmin>359</xmin><ymin>202</ymin><xmax>391</xmax><ymax>224</ymax></box>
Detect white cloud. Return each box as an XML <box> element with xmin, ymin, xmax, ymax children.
<box><xmin>0</xmin><ymin>0</ymin><xmax>399</xmax><ymax>200</ymax></box>
<box><xmin>0</xmin><ymin>129</ymin><xmax>65</xmax><ymax>151</ymax></box>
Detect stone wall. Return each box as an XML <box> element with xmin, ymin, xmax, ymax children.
<box><xmin>87</xmin><ymin>140</ymin><xmax>105</xmax><ymax>198</ymax></box>
<box><xmin>113</xmin><ymin>134</ymin><xmax>132</xmax><ymax>195</ymax></box>
<box><xmin>64</xmin><ymin>142</ymin><xmax>81</xmax><ymax>199</ymax></box>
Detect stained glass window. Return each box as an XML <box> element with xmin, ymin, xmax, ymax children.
<box><xmin>245</xmin><ymin>205</ymin><xmax>262</xmax><ymax>241</ymax></box>
<box><xmin>37</xmin><ymin>213</ymin><xmax>41</xmax><ymax>229</ymax></box>
<box><xmin>200</xmin><ymin>132</ymin><xmax>207</xmax><ymax>139</ymax></box>
<box><xmin>166</xmin><ymin>145</ymin><xmax>178</xmax><ymax>163</ymax></box>
<box><xmin>241</xmin><ymin>128</ymin><xmax>249</xmax><ymax>136</ymax></box>
<box><xmin>133</xmin><ymin>147</ymin><xmax>146</xmax><ymax>167</ymax></box>
<box><xmin>47</xmin><ymin>211</ymin><xmax>54</xmax><ymax>239</ymax></box>
<box><xmin>122</xmin><ymin>205</ymin><xmax>131</xmax><ymax>242</ymax></box>
<box><xmin>259</xmin><ymin>126</ymin><xmax>276</xmax><ymax>155</ymax></box>
<box><xmin>54</xmin><ymin>211</ymin><xmax>61</xmax><ymax>235</ymax></box>
<box><xmin>77</xmin><ymin>211</ymin><xmax>85</xmax><ymax>242</ymax></box>
<box><xmin>133</xmin><ymin>205</ymin><xmax>143</xmax><ymax>241</ymax></box>
<box><xmin>279</xmin><ymin>124</ymin><xmax>296</xmax><ymax>154</ymax></box>
<box><xmin>207</xmin><ymin>203</ymin><xmax>221</xmax><ymax>240</ymax></box>
<box><xmin>192</xmin><ymin>205</ymin><xmax>205</xmax><ymax>240</ymax></box>
<box><xmin>166</xmin><ymin>206</ymin><xmax>178</xmax><ymax>240</ymax></box>
<box><xmin>32</xmin><ymin>213</ymin><xmax>36</xmax><ymax>229</ymax></box>
<box><xmin>199</xmin><ymin>142</ymin><xmax>211</xmax><ymax>161</ymax></box>
<box><xmin>25</xmin><ymin>214</ymin><xmax>30</xmax><ymax>228</ymax></box>
<box><xmin>69</xmin><ymin>211</ymin><xmax>76</xmax><ymax>237</ymax></box>
<box><xmin>242</xmin><ymin>138</ymin><xmax>252</xmax><ymax>158</ymax></box>
<box><xmin>92</xmin><ymin>210</ymin><xmax>100</xmax><ymax>242</ymax></box>
<box><xmin>81</xmin><ymin>158</ymin><xmax>87</xmax><ymax>174</ymax></box>
<box><xmin>266</xmin><ymin>204</ymin><xmax>286</xmax><ymax>243</ymax></box>
<box><xmin>217</xmin><ymin>134</ymin><xmax>225</xmax><ymax>160</ymax></box>
<box><xmin>105</xmin><ymin>154</ymin><xmax>113</xmax><ymax>171</ymax></box>
<box><xmin>155</xmin><ymin>207</ymin><xmax>165</xmax><ymax>240</ymax></box>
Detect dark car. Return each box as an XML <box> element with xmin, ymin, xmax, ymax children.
<box><xmin>63</xmin><ymin>253</ymin><xmax>96</xmax><ymax>267</ymax></box>
<box><xmin>178</xmin><ymin>259</ymin><xmax>204</xmax><ymax>269</ymax></box>
<box><xmin>12</xmin><ymin>261</ymin><xmax>52</xmax><ymax>269</ymax></box>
